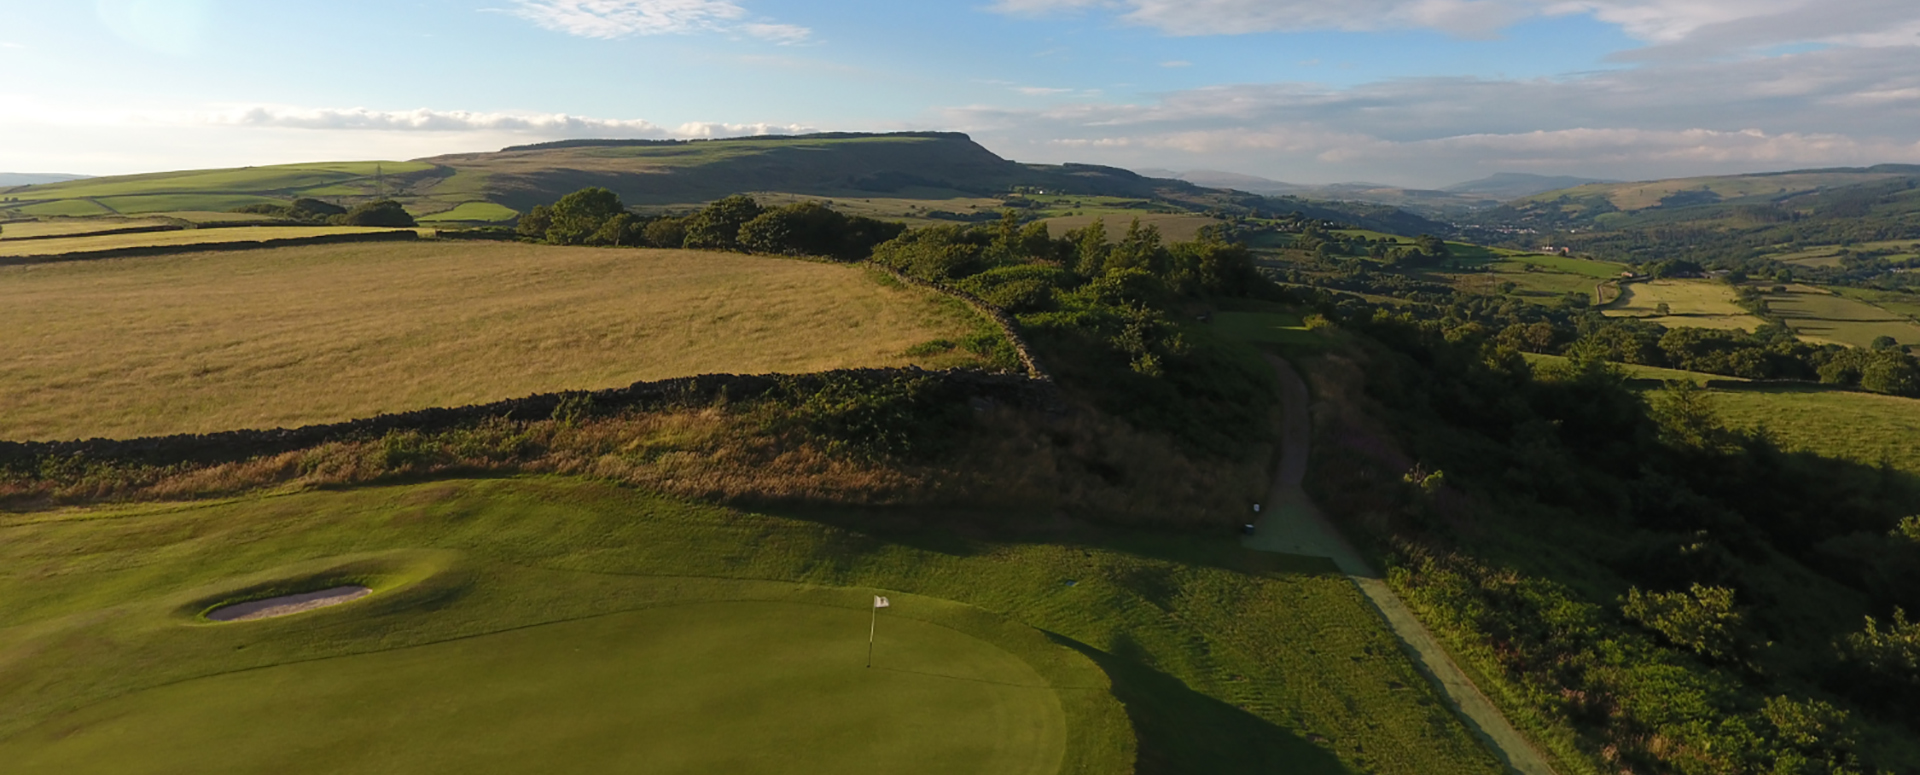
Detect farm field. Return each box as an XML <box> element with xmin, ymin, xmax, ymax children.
<box><xmin>1758</xmin><ymin>284</ymin><xmax>1920</xmax><ymax>348</ymax></box>
<box><xmin>0</xmin><ymin>217</ymin><xmax>177</xmax><ymax>240</ymax></box>
<box><xmin>1043</xmin><ymin>213</ymin><xmax>1220</xmax><ymax>241</ymax></box>
<box><xmin>1832</xmin><ymin>286</ymin><xmax>1920</xmax><ymax>320</ymax></box>
<box><xmin>0</xmin><ymin>226</ymin><xmax>422</xmax><ymax>259</ymax></box>
<box><xmin>1707</xmin><ymin>385</ymin><xmax>1920</xmax><ymax>474</ymax></box>
<box><xmin>417</xmin><ymin>201</ymin><xmax>520</xmax><ymax>223</ymax></box>
<box><xmin>0</xmin><ymin>476</ymin><xmax>1504</xmax><ymax>775</ymax></box>
<box><xmin>1522</xmin><ymin>353</ymin><xmax>1742</xmax><ymax>386</ymax></box>
<box><xmin>0</xmin><ymin>242</ymin><xmax>994</xmax><ymax>441</ymax></box>
<box><xmin>1603</xmin><ymin>279</ymin><xmax>1767</xmax><ymax>331</ymax></box>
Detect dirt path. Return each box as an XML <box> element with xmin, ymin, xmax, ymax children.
<box><xmin>1244</xmin><ymin>355</ymin><xmax>1558</xmax><ymax>775</ymax></box>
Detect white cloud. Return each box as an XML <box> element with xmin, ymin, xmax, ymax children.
<box><xmin>988</xmin><ymin>0</ymin><xmax>1920</xmax><ymax>52</ymax></box>
<box><xmin>509</xmin><ymin>0</ymin><xmax>809</xmax><ymax>43</ymax></box>
<box><xmin>936</xmin><ymin>44</ymin><xmax>1920</xmax><ymax>184</ymax></box>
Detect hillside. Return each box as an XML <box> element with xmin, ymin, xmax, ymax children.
<box><xmin>0</xmin><ymin>133</ymin><xmax>1442</xmax><ymax>236</ymax></box>
<box><xmin>1443</xmin><ymin>173</ymin><xmax>1613</xmax><ymax>200</ymax></box>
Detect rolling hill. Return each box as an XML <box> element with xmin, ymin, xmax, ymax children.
<box><xmin>0</xmin><ymin>133</ymin><xmax>1444</xmax><ymax>236</ymax></box>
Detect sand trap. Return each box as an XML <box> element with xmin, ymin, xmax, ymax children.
<box><xmin>207</xmin><ymin>586</ymin><xmax>372</xmax><ymax>622</ymax></box>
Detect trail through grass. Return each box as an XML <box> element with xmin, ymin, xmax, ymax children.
<box><xmin>0</xmin><ymin>242</ymin><xmax>993</xmax><ymax>440</ymax></box>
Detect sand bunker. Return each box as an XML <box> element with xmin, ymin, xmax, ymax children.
<box><xmin>207</xmin><ymin>586</ymin><xmax>372</xmax><ymax>622</ymax></box>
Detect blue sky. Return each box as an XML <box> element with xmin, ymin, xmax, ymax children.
<box><xmin>2</xmin><ymin>0</ymin><xmax>1917</xmax><ymax>186</ymax></box>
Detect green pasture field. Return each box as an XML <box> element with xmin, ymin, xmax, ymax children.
<box><xmin>0</xmin><ymin>476</ymin><xmax>1503</xmax><ymax>775</ymax></box>
<box><xmin>14</xmin><ymin>199</ymin><xmax>111</xmax><ymax>217</ymax></box>
<box><xmin>1603</xmin><ymin>279</ymin><xmax>1768</xmax><ymax>331</ymax></box>
<box><xmin>0</xmin><ymin>242</ymin><xmax>997</xmax><ymax>441</ymax></box>
<box><xmin>1211</xmin><ymin>311</ymin><xmax>1321</xmax><ymax>347</ymax></box>
<box><xmin>1501</xmin><ymin>254</ymin><xmax>1627</xmax><ymax>279</ymax></box>
<box><xmin>1042</xmin><ymin>213</ymin><xmax>1220</xmax><ymax>242</ymax></box>
<box><xmin>1703</xmin><ymin>385</ymin><xmax>1920</xmax><ymax>474</ymax></box>
<box><xmin>417</xmin><ymin>201</ymin><xmax>520</xmax><ymax>223</ymax></box>
<box><xmin>0</xmin><ymin>226</ymin><xmax>422</xmax><ymax>259</ymax></box>
<box><xmin>0</xmin><ymin>217</ymin><xmax>176</xmax><ymax>239</ymax></box>
<box><xmin>1832</xmin><ymin>286</ymin><xmax>1920</xmax><ymax>320</ymax></box>
<box><xmin>6</xmin><ymin>161</ymin><xmax>438</xmax><ymax>202</ymax></box>
<box><xmin>1523</xmin><ymin>353</ymin><xmax>1740</xmax><ymax>386</ymax></box>
<box><xmin>1759</xmin><ymin>284</ymin><xmax>1920</xmax><ymax>348</ymax></box>
<box><xmin>1451</xmin><ymin>263</ymin><xmax>1603</xmax><ymax>300</ymax></box>
<box><xmin>94</xmin><ymin>194</ymin><xmax>288</xmax><ymax>215</ymax></box>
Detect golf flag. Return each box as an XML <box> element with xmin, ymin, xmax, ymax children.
<box><xmin>874</xmin><ymin>596</ymin><xmax>891</xmax><ymax>609</ymax></box>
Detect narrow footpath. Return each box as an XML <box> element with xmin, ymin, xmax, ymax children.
<box><xmin>1244</xmin><ymin>355</ymin><xmax>1559</xmax><ymax>775</ymax></box>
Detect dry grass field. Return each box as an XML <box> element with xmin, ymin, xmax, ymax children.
<box><xmin>0</xmin><ymin>242</ymin><xmax>995</xmax><ymax>441</ymax></box>
<box><xmin>0</xmin><ymin>218</ymin><xmax>177</xmax><ymax>240</ymax></box>
<box><xmin>0</xmin><ymin>226</ymin><xmax>426</xmax><ymax>258</ymax></box>
<box><xmin>1759</xmin><ymin>284</ymin><xmax>1920</xmax><ymax>348</ymax></box>
<box><xmin>1603</xmin><ymin>279</ymin><xmax>1768</xmax><ymax>331</ymax></box>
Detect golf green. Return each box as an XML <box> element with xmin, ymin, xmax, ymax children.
<box><xmin>1</xmin><ymin>601</ymin><xmax>1067</xmax><ymax>775</ymax></box>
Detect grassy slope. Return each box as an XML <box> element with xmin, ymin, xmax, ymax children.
<box><xmin>0</xmin><ymin>477</ymin><xmax>1503</xmax><ymax>775</ymax></box>
<box><xmin>1519</xmin><ymin>170</ymin><xmax>1913</xmax><ymax>212</ymax></box>
<box><xmin>1710</xmin><ymin>384</ymin><xmax>1920</xmax><ymax>474</ymax></box>
<box><xmin>0</xmin><ymin>242</ymin><xmax>993</xmax><ymax>440</ymax></box>
<box><xmin>1758</xmin><ymin>284</ymin><xmax>1920</xmax><ymax>348</ymax></box>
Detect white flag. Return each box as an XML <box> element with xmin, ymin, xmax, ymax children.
<box><xmin>874</xmin><ymin>596</ymin><xmax>891</xmax><ymax>609</ymax></box>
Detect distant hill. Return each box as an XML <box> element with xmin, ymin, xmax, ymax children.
<box><xmin>0</xmin><ymin>133</ymin><xmax>1443</xmax><ymax>235</ymax></box>
<box><xmin>1137</xmin><ymin>169</ymin><xmax>1493</xmax><ymax>219</ymax></box>
<box><xmin>0</xmin><ymin>173</ymin><xmax>89</xmax><ymax>188</ymax></box>
<box><xmin>1444</xmin><ymin>173</ymin><xmax>1614</xmax><ymax>200</ymax></box>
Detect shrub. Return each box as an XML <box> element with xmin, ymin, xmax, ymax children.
<box><xmin>682</xmin><ymin>195</ymin><xmax>764</xmax><ymax>251</ymax></box>
<box><xmin>545</xmin><ymin>187</ymin><xmax>626</xmax><ymax>245</ymax></box>
<box><xmin>1621</xmin><ymin>583</ymin><xmax>1749</xmax><ymax>662</ymax></box>
<box><xmin>331</xmin><ymin>200</ymin><xmax>416</xmax><ymax>227</ymax></box>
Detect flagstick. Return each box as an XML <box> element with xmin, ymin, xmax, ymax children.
<box><xmin>866</xmin><ymin>603</ymin><xmax>878</xmax><ymax>669</ymax></box>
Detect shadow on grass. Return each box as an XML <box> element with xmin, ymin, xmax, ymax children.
<box><xmin>1048</xmin><ymin>632</ymin><xmax>1358</xmax><ymax>775</ymax></box>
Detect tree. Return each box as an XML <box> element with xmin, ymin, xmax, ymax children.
<box><xmin>682</xmin><ymin>195</ymin><xmax>764</xmax><ymax>251</ymax></box>
<box><xmin>588</xmin><ymin>213</ymin><xmax>645</xmax><ymax>247</ymax></box>
<box><xmin>331</xmin><ymin>200</ymin><xmax>416</xmax><ymax>227</ymax></box>
<box><xmin>1871</xmin><ymin>335</ymin><xmax>1902</xmax><ymax>351</ymax></box>
<box><xmin>1068</xmin><ymin>218</ymin><xmax>1110</xmax><ymax>277</ymax></box>
<box><xmin>516</xmin><ymin>205</ymin><xmax>553</xmax><ymax>241</ymax></box>
<box><xmin>545</xmin><ymin>187</ymin><xmax>626</xmax><ymax>245</ymax></box>
<box><xmin>1860</xmin><ymin>353</ymin><xmax>1920</xmax><ymax>396</ymax></box>
<box><xmin>643</xmin><ymin>216</ymin><xmax>686</xmax><ymax>249</ymax></box>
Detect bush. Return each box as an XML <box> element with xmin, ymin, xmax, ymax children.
<box><xmin>331</xmin><ymin>200</ymin><xmax>416</xmax><ymax>227</ymax></box>
<box><xmin>955</xmin><ymin>264</ymin><xmax>1074</xmax><ymax>313</ymax></box>
<box><xmin>682</xmin><ymin>195</ymin><xmax>764</xmax><ymax>251</ymax></box>
<box><xmin>737</xmin><ymin>202</ymin><xmax>903</xmax><ymax>261</ymax></box>
<box><xmin>545</xmin><ymin>187</ymin><xmax>626</xmax><ymax>245</ymax></box>
<box><xmin>1621</xmin><ymin>583</ymin><xmax>1750</xmax><ymax>662</ymax></box>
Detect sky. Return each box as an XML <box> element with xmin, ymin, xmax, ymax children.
<box><xmin>1</xmin><ymin>0</ymin><xmax>1917</xmax><ymax>186</ymax></box>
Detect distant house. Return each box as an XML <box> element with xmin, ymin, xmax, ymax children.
<box><xmin>1540</xmin><ymin>246</ymin><xmax>1573</xmax><ymax>256</ymax></box>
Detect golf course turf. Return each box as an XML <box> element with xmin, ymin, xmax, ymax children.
<box><xmin>4</xmin><ymin>601</ymin><xmax>1069</xmax><ymax>775</ymax></box>
<box><xmin>0</xmin><ymin>476</ymin><xmax>1502</xmax><ymax>774</ymax></box>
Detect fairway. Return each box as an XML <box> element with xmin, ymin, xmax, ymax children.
<box><xmin>0</xmin><ymin>477</ymin><xmax>1503</xmax><ymax>775</ymax></box>
<box><xmin>0</xmin><ymin>242</ymin><xmax>995</xmax><ymax>440</ymax></box>
<box><xmin>0</xmin><ymin>602</ymin><xmax>1064</xmax><ymax>775</ymax></box>
<box><xmin>1604</xmin><ymin>279</ymin><xmax>1767</xmax><ymax>331</ymax></box>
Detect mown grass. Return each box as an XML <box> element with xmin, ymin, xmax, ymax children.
<box><xmin>0</xmin><ymin>476</ymin><xmax>1503</xmax><ymax>775</ymax></box>
<box><xmin>0</xmin><ymin>242</ymin><xmax>995</xmax><ymax>440</ymax></box>
<box><xmin>0</xmin><ymin>225</ymin><xmax>420</xmax><ymax>258</ymax></box>
<box><xmin>1603</xmin><ymin>279</ymin><xmax>1768</xmax><ymax>331</ymax></box>
<box><xmin>1758</xmin><ymin>284</ymin><xmax>1920</xmax><ymax>348</ymax></box>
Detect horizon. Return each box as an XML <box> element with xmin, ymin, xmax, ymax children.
<box><xmin>4</xmin><ymin>1</ymin><xmax>1919</xmax><ymax>187</ymax></box>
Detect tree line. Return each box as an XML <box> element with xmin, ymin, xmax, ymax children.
<box><xmin>513</xmin><ymin>188</ymin><xmax>904</xmax><ymax>261</ymax></box>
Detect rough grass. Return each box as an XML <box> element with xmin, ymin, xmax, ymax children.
<box><xmin>0</xmin><ymin>242</ymin><xmax>994</xmax><ymax>441</ymax></box>
<box><xmin>7</xmin><ymin>162</ymin><xmax>438</xmax><ymax>201</ymax></box>
<box><xmin>1708</xmin><ymin>384</ymin><xmax>1920</xmax><ymax>474</ymax></box>
<box><xmin>1213</xmin><ymin>312</ymin><xmax>1321</xmax><ymax>347</ymax></box>
<box><xmin>0</xmin><ymin>226</ymin><xmax>421</xmax><ymax>258</ymax></box>
<box><xmin>1603</xmin><ymin>279</ymin><xmax>1767</xmax><ymax>331</ymax></box>
<box><xmin>1522</xmin><ymin>352</ymin><xmax>1740</xmax><ymax>386</ymax></box>
<box><xmin>1759</xmin><ymin>284</ymin><xmax>1920</xmax><ymax>348</ymax></box>
<box><xmin>1530</xmin><ymin>172</ymin><xmax>1908</xmax><ymax>211</ymax></box>
<box><xmin>0</xmin><ymin>476</ymin><xmax>1503</xmax><ymax>775</ymax></box>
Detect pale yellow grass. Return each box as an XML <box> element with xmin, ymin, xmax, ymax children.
<box><xmin>0</xmin><ymin>218</ymin><xmax>174</xmax><ymax>240</ymax></box>
<box><xmin>0</xmin><ymin>242</ymin><xmax>991</xmax><ymax>441</ymax></box>
<box><xmin>0</xmin><ymin>226</ymin><xmax>428</xmax><ymax>258</ymax></box>
<box><xmin>1603</xmin><ymin>279</ymin><xmax>1767</xmax><ymax>331</ymax></box>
